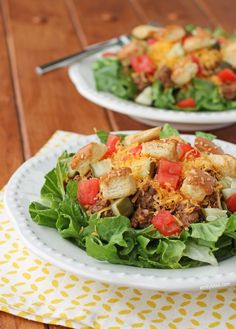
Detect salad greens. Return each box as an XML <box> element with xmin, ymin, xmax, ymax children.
<box><xmin>29</xmin><ymin>127</ymin><xmax>236</xmax><ymax>269</ymax></box>
<box><xmin>93</xmin><ymin>58</ymin><xmax>137</xmax><ymax>100</ymax></box>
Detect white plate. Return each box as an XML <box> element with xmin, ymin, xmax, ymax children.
<box><xmin>4</xmin><ymin>134</ymin><xmax>236</xmax><ymax>291</ymax></box>
<box><xmin>68</xmin><ymin>46</ymin><xmax>236</xmax><ymax>131</ymax></box>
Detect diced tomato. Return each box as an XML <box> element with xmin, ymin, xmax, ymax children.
<box><xmin>152</xmin><ymin>209</ymin><xmax>182</xmax><ymax>236</ymax></box>
<box><xmin>129</xmin><ymin>144</ymin><xmax>142</xmax><ymax>156</ymax></box>
<box><xmin>102</xmin><ymin>51</ymin><xmax>118</xmax><ymax>58</ymax></box>
<box><xmin>131</xmin><ymin>54</ymin><xmax>155</xmax><ymax>74</ymax></box>
<box><xmin>191</xmin><ymin>55</ymin><xmax>204</xmax><ymax>77</ymax></box>
<box><xmin>177</xmin><ymin>142</ymin><xmax>193</xmax><ymax>160</ymax></box>
<box><xmin>218</xmin><ymin>36</ymin><xmax>227</xmax><ymax>45</ymax></box>
<box><xmin>182</xmin><ymin>35</ymin><xmax>191</xmax><ymax>44</ymax></box>
<box><xmin>176</xmin><ymin>98</ymin><xmax>196</xmax><ymax>109</ymax></box>
<box><xmin>218</xmin><ymin>69</ymin><xmax>236</xmax><ymax>83</ymax></box>
<box><xmin>226</xmin><ymin>193</ymin><xmax>236</xmax><ymax>213</ymax></box>
<box><xmin>157</xmin><ymin>159</ymin><xmax>182</xmax><ymax>190</ymax></box>
<box><xmin>185</xmin><ymin>148</ymin><xmax>200</xmax><ymax>160</ymax></box>
<box><xmin>103</xmin><ymin>134</ymin><xmax>121</xmax><ymax>158</ymax></box>
<box><xmin>77</xmin><ymin>178</ymin><xmax>100</xmax><ymax>205</ymax></box>
<box><xmin>147</xmin><ymin>38</ymin><xmax>158</xmax><ymax>45</ymax></box>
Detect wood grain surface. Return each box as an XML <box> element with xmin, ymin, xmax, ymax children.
<box><xmin>0</xmin><ymin>0</ymin><xmax>235</xmax><ymax>328</ymax></box>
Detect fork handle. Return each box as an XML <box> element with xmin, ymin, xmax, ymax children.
<box><xmin>36</xmin><ymin>37</ymin><xmax>122</xmax><ymax>75</ymax></box>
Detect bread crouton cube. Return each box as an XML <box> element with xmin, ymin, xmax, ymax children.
<box><xmin>141</xmin><ymin>139</ymin><xmax>176</xmax><ymax>160</ymax></box>
<box><xmin>207</xmin><ymin>154</ymin><xmax>236</xmax><ymax>178</ymax></box>
<box><xmin>123</xmin><ymin>127</ymin><xmax>161</xmax><ymax>146</ymax></box>
<box><xmin>70</xmin><ymin>142</ymin><xmax>107</xmax><ymax>176</ymax></box>
<box><xmin>128</xmin><ymin>158</ymin><xmax>156</xmax><ymax>178</ymax></box>
<box><xmin>180</xmin><ymin>169</ymin><xmax>215</xmax><ymax>202</ymax></box>
<box><xmin>100</xmin><ymin>167</ymin><xmax>137</xmax><ymax>199</ymax></box>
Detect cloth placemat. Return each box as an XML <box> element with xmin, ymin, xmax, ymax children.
<box><xmin>1</xmin><ymin>130</ymin><xmax>236</xmax><ymax>329</ymax></box>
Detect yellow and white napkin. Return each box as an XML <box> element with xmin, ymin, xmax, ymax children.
<box><xmin>1</xmin><ymin>130</ymin><xmax>236</xmax><ymax>329</ymax></box>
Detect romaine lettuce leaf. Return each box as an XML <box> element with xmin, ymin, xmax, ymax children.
<box><xmin>93</xmin><ymin>58</ymin><xmax>136</xmax><ymax>100</ymax></box>
<box><xmin>184</xmin><ymin>239</ymin><xmax>217</xmax><ymax>265</ymax></box>
<box><xmin>195</xmin><ymin>131</ymin><xmax>216</xmax><ymax>141</ymax></box>
<box><xmin>160</xmin><ymin>123</ymin><xmax>180</xmax><ymax>138</ymax></box>
<box><xmin>29</xmin><ymin>202</ymin><xmax>58</xmax><ymax>228</ymax></box>
<box><xmin>190</xmin><ymin>218</ymin><xmax>228</xmax><ymax>242</ymax></box>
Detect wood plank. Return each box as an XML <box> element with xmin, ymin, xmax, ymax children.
<box><xmin>196</xmin><ymin>0</ymin><xmax>236</xmax><ymax>32</ymax></box>
<box><xmin>3</xmin><ymin>0</ymin><xmax>111</xmax><ymax>158</ymax></box>
<box><xmin>132</xmin><ymin>0</ymin><xmax>214</xmax><ymax>28</ymax></box>
<box><xmin>0</xmin><ymin>311</ymin><xmax>46</xmax><ymax>329</ymax></box>
<box><xmin>0</xmin><ymin>1</ymin><xmax>23</xmax><ymax>187</ymax></box>
<box><xmin>67</xmin><ymin>0</ymin><xmax>150</xmax><ymax>132</ymax></box>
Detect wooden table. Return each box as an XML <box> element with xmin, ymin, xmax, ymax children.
<box><xmin>1</xmin><ymin>0</ymin><xmax>236</xmax><ymax>328</ymax></box>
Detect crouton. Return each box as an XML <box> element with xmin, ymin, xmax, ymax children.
<box><xmin>100</xmin><ymin>167</ymin><xmax>137</xmax><ymax>199</ymax></box>
<box><xmin>194</xmin><ymin>137</ymin><xmax>224</xmax><ymax>155</ymax></box>
<box><xmin>180</xmin><ymin>169</ymin><xmax>215</xmax><ymax>202</ymax></box>
<box><xmin>70</xmin><ymin>142</ymin><xmax>107</xmax><ymax>176</ymax></box>
<box><xmin>207</xmin><ymin>154</ymin><xmax>236</xmax><ymax>178</ymax></box>
<box><xmin>127</xmin><ymin>158</ymin><xmax>156</xmax><ymax>178</ymax></box>
<box><xmin>123</xmin><ymin>127</ymin><xmax>161</xmax><ymax>146</ymax></box>
<box><xmin>141</xmin><ymin>139</ymin><xmax>177</xmax><ymax>160</ymax></box>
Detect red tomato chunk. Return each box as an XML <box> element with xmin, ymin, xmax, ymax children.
<box><xmin>103</xmin><ymin>134</ymin><xmax>121</xmax><ymax>158</ymax></box>
<box><xmin>131</xmin><ymin>55</ymin><xmax>155</xmax><ymax>74</ymax></box>
<box><xmin>129</xmin><ymin>144</ymin><xmax>142</xmax><ymax>156</ymax></box>
<box><xmin>218</xmin><ymin>69</ymin><xmax>236</xmax><ymax>83</ymax></box>
<box><xmin>152</xmin><ymin>209</ymin><xmax>181</xmax><ymax>236</ymax></box>
<box><xmin>177</xmin><ymin>142</ymin><xmax>193</xmax><ymax>160</ymax></box>
<box><xmin>226</xmin><ymin>193</ymin><xmax>236</xmax><ymax>213</ymax></box>
<box><xmin>176</xmin><ymin>98</ymin><xmax>196</xmax><ymax>109</ymax></box>
<box><xmin>157</xmin><ymin>159</ymin><xmax>182</xmax><ymax>190</ymax></box>
<box><xmin>77</xmin><ymin>178</ymin><xmax>100</xmax><ymax>205</ymax></box>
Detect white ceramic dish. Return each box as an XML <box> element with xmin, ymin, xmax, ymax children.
<box><xmin>4</xmin><ymin>133</ymin><xmax>236</xmax><ymax>291</ymax></box>
<box><xmin>68</xmin><ymin>46</ymin><xmax>236</xmax><ymax>131</ymax></box>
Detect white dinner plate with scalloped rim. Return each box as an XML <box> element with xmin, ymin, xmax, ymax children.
<box><xmin>4</xmin><ymin>133</ymin><xmax>236</xmax><ymax>291</ymax></box>
<box><xmin>68</xmin><ymin>46</ymin><xmax>236</xmax><ymax>131</ymax></box>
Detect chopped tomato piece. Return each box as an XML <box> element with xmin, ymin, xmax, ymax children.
<box><xmin>185</xmin><ymin>148</ymin><xmax>200</xmax><ymax>160</ymax></box>
<box><xmin>147</xmin><ymin>38</ymin><xmax>158</xmax><ymax>45</ymax></box>
<box><xmin>218</xmin><ymin>69</ymin><xmax>236</xmax><ymax>83</ymax></box>
<box><xmin>131</xmin><ymin>54</ymin><xmax>155</xmax><ymax>74</ymax></box>
<box><xmin>77</xmin><ymin>178</ymin><xmax>100</xmax><ymax>205</ymax></box>
<box><xmin>129</xmin><ymin>144</ymin><xmax>142</xmax><ymax>156</ymax></box>
<box><xmin>191</xmin><ymin>55</ymin><xmax>204</xmax><ymax>76</ymax></box>
<box><xmin>218</xmin><ymin>36</ymin><xmax>227</xmax><ymax>45</ymax></box>
<box><xmin>176</xmin><ymin>98</ymin><xmax>196</xmax><ymax>109</ymax></box>
<box><xmin>152</xmin><ymin>209</ymin><xmax>182</xmax><ymax>236</ymax></box>
<box><xmin>103</xmin><ymin>134</ymin><xmax>121</xmax><ymax>158</ymax></box>
<box><xmin>177</xmin><ymin>142</ymin><xmax>193</xmax><ymax>160</ymax></box>
<box><xmin>102</xmin><ymin>51</ymin><xmax>118</xmax><ymax>58</ymax></box>
<box><xmin>157</xmin><ymin>160</ymin><xmax>182</xmax><ymax>190</ymax></box>
<box><xmin>226</xmin><ymin>193</ymin><xmax>236</xmax><ymax>212</ymax></box>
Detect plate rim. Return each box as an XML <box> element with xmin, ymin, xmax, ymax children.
<box><xmin>4</xmin><ymin>133</ymin><xmax>236</xmax><ymax>291</ymax></box>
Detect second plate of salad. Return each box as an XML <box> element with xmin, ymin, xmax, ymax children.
<box><xmin>69</xmin><ymin>24</ymin><xmax>236</xmax><ymax>130</ymax></box>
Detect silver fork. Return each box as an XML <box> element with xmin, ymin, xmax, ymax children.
<box><xmin>36</xmin><ymin>34</ymin><xmax>130</xmax><ymax>75</ymax></box>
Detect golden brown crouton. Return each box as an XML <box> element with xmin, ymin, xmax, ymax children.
<box><xmin>207</xmin><ymin>154</ymin><xmax>236</xmax><ymax>178</ymax></box>
<box><xmin>141</xmin><ymin>139</ymin><xmax>177</xmax><ymax>160</ymax></box>
<box><xmin>100</xmin><ymin>167</ymin><xmax>137</xmax><ymax>199</ymax></box>
<box><xmin>180</xmin><ymin>169</ymin><xmax>215</xmax><ymax>202</ymax></box>
<box><xmin>123</xmin><ymin>127</ymin><xmax>161</xmax><ymax>146</ymax></box>
<box><xmin>70</xmin><ymin>142</ymin><xmax>107</xmax><ymax>176</ymax></box>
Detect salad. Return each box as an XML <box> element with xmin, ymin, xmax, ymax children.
<box><xmin>93</xmin><ymin>24</ymin><xmax>236</xmax><ymax>111</ymax></box>
<box><xmin>29</xmin><ymin>124</ymin><xmax>236</xmax><ymax>269</ymax></box>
